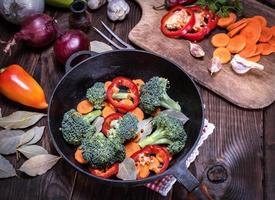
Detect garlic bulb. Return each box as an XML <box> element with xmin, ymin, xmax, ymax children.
<box><xmin>209</xmin><ymin>57</ymin><xmax>222</xmax><ymax>75</ymax></box>
<box><xmin>231</xmin><ymin>55</ymin><xmax>264</xmax><ymax>74</ymax></box>
<box><xmin>107</xmin><ymin>0</ymin><xmax>130</xmax><ymax>21</ymax></box>
<box><xmin>189</xmin><ymin>42</ymin><xmax>205</xmax><ymax>58</ymax></box>
<box><xmin>0</xmin><ymin>0</ymin><xmax>44</xmax><ymax>25</ymax></box>
<box><xmin>87</xmin><ymin>0</ymin><xmax>106</xmax><ymax>10</ymax></box>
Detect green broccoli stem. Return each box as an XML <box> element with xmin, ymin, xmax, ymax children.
<box><xmin>138</xmin><ymin>128</ymin><xmax>166</xmax><ymax>148</ymax></box>
<box><xmin>151</xmin><ymin>138</ymin><xmax>173</xmax><ymax>145</ymax></box>
<box><xmin>83</xmin><ymin>110</ymin><xmax>101</xmax><ymax>123</ymax></box>
<box><xmin>160</xmin><ymin>94</ymin><xmax>181</xmax><ymax>111</ymax></box>
<box><xmin>112</xmin><ymin>92</ymin><xmax>129</xmax><ymax>99</ymax></box>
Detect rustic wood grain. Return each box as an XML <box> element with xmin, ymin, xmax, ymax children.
<box><xmin>264</xmin><ymin>102</ymin><xmax>275</xmax><ymax>200</ymax></box>
<box><xmin>129</xmin><ymin>0</ymin><xmax>275</xmax><ymax>109</ymax></box>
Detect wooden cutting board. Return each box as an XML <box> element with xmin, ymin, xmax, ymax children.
<box><xmin>129</xmin><ymin>0</ymin><xmax>275</xmax><ymax>109</ymax></box>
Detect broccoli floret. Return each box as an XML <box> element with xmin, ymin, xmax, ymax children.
<box><xmin>138</xmin><ymin>113</ymin><xmax>187</xmax><ymax>155</ymax></box>
<box><xmin>81</xmin><ymin>131</ymin><xmax>125</xmax><ymax>169</ymax></box>
<box><xmin>108</xmin><ymin>113</ymin><xmax>138</xmax><ymax>143</ymax></box>
<box><xmin>86</xmin><ymin>82</ymin><xmax>106</xmax><ymax>109</ymax></box>
<box><xmin>140</xmin><ymin>77</ymin><xmax>181</xmax><ymax>114</ymax></box>
<box><xmin>61</xmin><ymin>109</ymin><xmax>101</xmax><ymax>145</ymax></box>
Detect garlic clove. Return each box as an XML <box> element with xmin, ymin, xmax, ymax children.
<box><xmin>189</xmin><ymin>42</ymin><xmax>205</xmax><ymax>58</ymax></box>
<box><xmin>231</xmin><ymin>55</ymin><xmax>264</xmax><ymax>74</ymax></box>
<box><xmin>209</xmin><ymin>57</ymin><xmax>222</xmax><ymax>75</ymax></box>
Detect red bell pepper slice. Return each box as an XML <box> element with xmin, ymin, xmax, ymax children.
<box><xmin>131</xmin><ymin>145</ymin><xmax>170</xmax><ymax>179</ymax></box>
<box><xmin>89</xmin><ymin>163</ymin><xmax>119</xmax><ymax>178</ymax></box>
<box><xmin>107</xmin><ymin>77</ymin><xmax>139</xmax><ymax>112</ymax></box>
<box><xmin>102</xmin><ymin>113</ymin><xmax>123</xmax><ymax>135</ymax></box>
<box><xmin>182</xmin><ymin>6</ymin><xmax>216</xmax><ymax>41</ymax></box>
<box><xmin>161</xmin><ymin>5</ymin><xmax>195</xmax><ymax>38</ymax></box>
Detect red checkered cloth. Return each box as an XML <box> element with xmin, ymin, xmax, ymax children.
<box><xmin>145</xmin><ymin>119</ymin><xmax>215</xmax><ymax>196</ymax></box>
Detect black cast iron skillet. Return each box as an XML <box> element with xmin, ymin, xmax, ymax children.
<box><xmin>48</xmin><ymin>49</ymin><xmax>208</xmax><ymax>199</ymax></box>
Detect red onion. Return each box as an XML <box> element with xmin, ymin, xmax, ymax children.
<box><xmin>3</xmin><ymin>14</ymin><xmax>57</xmax><ymax>54</ymax></box>
<box><xmin>54</xmin><ymin>29</ymin><xmax>89</xmax><ymax>64</ymax></box>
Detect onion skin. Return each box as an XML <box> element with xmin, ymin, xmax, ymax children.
<box><xmin>54</xmin><ymin>29</ymin><xmax>89</xmax><ymax>64</ymax></box>
<box><xmin>0</xmin><ymin>64</ymin><xmax>48</xmax><ymax>109</ymax></box>
<box><xmin>3</xmin><ymin>14</ymin><xmax>57</xmax><ymax>54</ymax></box>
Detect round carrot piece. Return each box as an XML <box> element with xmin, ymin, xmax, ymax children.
<box><xmin>133</xmin><ymin>79</ymin><xmax>144</xmax><ymax>91</ymax></box>
<box><xmin>240</xmin><ymin>19</ymin><xmax>262</xmax><ymax>44</ymax></box>
<box><xmin>217</xmin><ymin>12</ymin><xmax>237</xmax><ymax>28</ymax></box>
<box><xmin>260</xmin><ymin>43</ymin><xmax>275</xmax><ymax>55</ymax></box>
<box><xmin>227</xmin><ymin>18</ymin><xmax>248</xmax><ymax>31</ymax></box>
<box><xmin>213</xmin><ymin>47</ymin><xmax>232</xmax><ymax>64</ymax></box>
<box><xmin>104</xmin><ymin>81</ymin><xmax>112</xmax><ymax>91</ymax></box>
<box><xmin>251</xmin><ymin>44</ymin><xmax>264</xmax><ymax>56</ymax></box>
<box><xmin>227</xmin><ymin>23</ymin><xmax>247</xmax><ymax>38</ymax></box>
<box><xmin>246</xmin><ymin>55</ymin><xmax>261</xmax><ymax>62</ymax></box>
<box><xmin>211</xmin><ymin>33</ymin><xmax>230</xmax><ymax>47</ymax></box>
<box><xmin>74</xmin><ymin>148</ymin><xmax>88</xmax><ymax>164</ymax></box>
<box><xmin>239</xmin><ymin>44</ymin><xmax>257</xmax><ymax>58</ymax></box>
<box><xmin>102</xmin><ymin>103</ymin><xmax>116</xmax><ymax>118</ymax></box>
<box><xmin>130</xmin><ymin>107</ymin><xmax>144</xmax><ymax>121</ymax></box>
<box><xmin>259</xmin><ymin>27</ymin><xmax>273</xmax><ymax>43</ymax></box>
<box><xmin>125</xmin><ymin>142</ymin><xmax>141</xmax><ymax>157</ymax></box>
<box><xmin>227</xmin><ymin>35</ymin><xmax>246</xmax><ymax>54</ymax></box>
<box><xmin>268</xmin><ymin>36</ymin><xmax>275</xmax><ymax>47</ymax></box>
<box><xmin>271</xmin><ymin>26</ymin><xmax>275</xmax><ymax>37</ymax></box>
<box><xmin>76</xmin><ymin>99</ymin><xmax>94</xmax><ymax>114</ymax></box>
<box><xmin>253</xmin><ymin>16</ymin><xmax>267</xmax><ymax>28</ymax></box>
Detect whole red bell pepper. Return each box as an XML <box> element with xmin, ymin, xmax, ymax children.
<box><xmin>102</xmin><ymin>113</ymin><xmax>123</xmax><ymax>135</ymax></box>
<box><xmin>89</xmin><ymin>163</ymin><xmax>119</xmax><ymax>178</ymax></box>
<box><xmin>131</xmin><ymin>145</ymin><xmax>170</xmax><ymax>179</ymax></box>
<box><xmin>0</xmin><ymin>64</ymin><xmax>48</xmax><ymax>109</ymax></box>
<box><xmin>107</xmin><ymin>77</ymin><xmax>139</xmax><ymax>112</ymax></box>
<box><xmin>182</xmin><ymin>6</ymin><xmax>218</xmax><ymax>41</ymax></box>
<box><xmin>161</xmin><ymin>6</ymin><xmax>195</xmax><ymax>38</ymax></box>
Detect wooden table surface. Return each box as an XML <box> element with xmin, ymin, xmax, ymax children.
<box><xmin>0</xmin><ymin>1</ymin><xmax>274</xmax><ymax>200</ymax></box>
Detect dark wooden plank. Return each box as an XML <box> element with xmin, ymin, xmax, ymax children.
<box><xmin>264</xmin><ymin>102</ymin><xmax>275</xmax><ymax>200</ymax></box>
<box><xmin>172</xmin><ymin>88</ymin><xmax>264</xmax><ymax>200</ymax></box>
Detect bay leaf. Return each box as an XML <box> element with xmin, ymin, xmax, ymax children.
<box><xmin>0</xmin><ymin>111</ymin><xmax>46</xmax><ymax>129</ymax></box>
<box><xmin>24</xmin><ymin>126</ymin><xmax>45</xmax><ymax>145</ymax></box>
<box><xmin>0</xmin><ymin>155</ymin><xmax>16</xmax><ymax>178</ymax></box>
<box><xmin>90</xmin><ymin>40</ymin><xmax>112</xmax><ymax>53</ymax></box>
<box><xmin>17</xmin><ymin>129</ymin><xmax>35</xmax><ymax>148</ymax></box>
<box><xmin>116</xmin><ymin>158</ymin><xmax>137</xmax><ymax>180</ymax></box>
<box><xmin>17</xmin><ymin>145</ymin><xmax>48</xmax><ymax>159</ymax></box>
<box><xmin>0</xmin><ymin>130</ymin><xmax>25</xmax><ymax>155</ymax></box>
<box><xmin>19</xmin><ymin>154</ymin><xmax>60</xmax><ymax>176</ymax></box>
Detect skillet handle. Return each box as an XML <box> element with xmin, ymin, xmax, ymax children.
<box><xmin>172</xmin><ymin>166</ymin><xmax>212</xmax><ymax>200</ymax></box>
<box><xmin>65</xmin><ymin>50</ymin><xmax>98</xmax><ymax>73</ymax></box>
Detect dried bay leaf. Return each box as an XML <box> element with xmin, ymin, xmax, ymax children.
<box><xmin>116</xmin><ymin>158</ymin><xmax>137</xmax><ymax>180</ymax></box>
<box><xmin>0</xmin><ymin>130</ymin><xmax>25</xmax><ymax>155</ymax></box>
<box><xmin>24</xmin><ymin>126</ymin><xmax>45</xmax><ymax>145</ymax></box>
<box><xmin>0</xmin><ymin>155</ymin><xmax>16</xmax><ymax>178</ymax></box>
<box><xmin>19</xmin><ymin>154</ymin><xmax>60</xmax><ymax>176</ymax></box>
<box><xmin>17</xmin><ymin>145</ymin><xmax>48</xmax><ymax>159</ymax></box>
<box><xmin>90</xmin><ymin>40</ymin><xmax>112</xmax><ymax>53</ymax></box>
<box><xmin>0</xmin><ymin>111</ymin><xmax>46</xmax><ymax>129</ymax></box>
<box><xmin>17</xmin><ymin>129</ymin><xmax>35</xmax><ymax>148</ymax></box>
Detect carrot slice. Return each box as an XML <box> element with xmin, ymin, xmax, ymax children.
<box><xmin>76</xmin><ymin>99</ymin><xmax>94</xmax><ymax>114</ymax></box>
<box><xmin>238</xmin><ymin>44</ymin><xmax>257</xmax><ymax>58</ymax></box>
<box><xmin>227</xmin><ymin>23</ymin><xmax>247</xmax><ymax>38</ymax></box>
<box><xmin>260</xmin><ymin>43</ymin><xmax>275</xmax><ymax>55</ymax></box>
<box><xmin>251</xmin><ymin>44</ymin><xmax>264</xmax><ymax>56</ymax></box>
<box><xmin>104</xmin><ymin>81</ymin><xmax>112</xmax><ymax>91</ymax></box>
<box><xmin>259</xmin><ymin>27</ymin><xmax>273</xmax><ymax>43</ymax></box>
<box><xmin>130</xmin><ymin>107</ymin><xmax>144</xmax><ymax>121</ymax></box>
<box><xmin>246</xmin><ymin>55</ymin><xmax>261</xmax><ymax>62</ymax></box>
<box><xmin>125</xmin><ymin>142</ymin><xmax>141</xmax><ymax>157</ymax></box>
<box><xmin>271</xmin><ymin>26</ymin><xmax>275</xmax><ymax>37</ymax></box>
<box><xmin>211</xmin><ymin>33</ymin><xmax>230</xmax><ymax>47</ymax></box>
<box><xmin>217</xmin><ymin>12</ymin><xmax>237</xmax><ymax>28</ymax></box>
<box><xmin>74</xmin><ymin>148</ymin><xmax>88</xmax><ymax>164</ymax></box>
<box><xmin>133</xmin><ymin>79</ymin><xmax>144</xmax><ymax>90</ymax></box>
<box><xmin>148</xmin><ymin>156</ymin><xmax>161</xmax><ymax>174</ymax></box>
<box><xmin>213</xmin><ymin>47</ymin><xmax>232</xmax><ymax>64</ymax></box>
<box><xmin>227</xmin><ymin>18</ymin><xmax>248</xmax><ymax>31</ymax></box>
<box><xmin>137</xmin><ymin>163</ymin><xmax>150</xmax><ymax>179</ymax></box>
<box><xmin>132</xmin><ymin>133</ymin><xmax>141</xmax><ymax>143</ymax></box>
<box><xmin>253</xmin><ymin>16</ymin><xmax>267</xmax><ymax>28</ymax></box>
<box><xmin>102</xmin><ymin>103</ymin><xmax>116</xmax><ymax>118</ymax></box>
<box><xmin>227</xmin><ymin>35</ymin><xmax>246</xmax><ymax>54</ymax></box>
<box><xmin>240</xmin><ymin>19</ymin><xmax>262</xmax><ymax>44</ymax></box>
<box><xmin>268</xmin><ymin>36</ymin><xmax>275</xmax><ymax>47</ymax></box>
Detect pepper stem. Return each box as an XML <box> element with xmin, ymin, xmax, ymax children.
<box><xmin>0</xmin><ymin>68</ymin><xmax>5</xmax><ymax>73</ymax></box>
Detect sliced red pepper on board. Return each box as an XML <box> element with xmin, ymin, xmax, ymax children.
<box><xmin>0</xmin><ymin>64</ymin><xmax>48</xmax><ymax>109</ymax></box>
<box><xmin>161</xmin><ymin>5</ymin><xmax>195</xmax><ymax>38</ymax></box>
<box><xmin>107</xmin><ymin>77</ymin><xmax>140</xmax><ymax>112</ymax></box>
<box><xmin>102</xmin><ymin>113</ymin><xmax>123</xmax><ymax>135</ymax></box>
<box><xmin>182</xmin><ymin>6</ymin><xmax>214</xmax><ymax>41</ymax></box>
<box><xmin>89</xmin><ymin>163</ymin><xmax>119</xmax><ymax>178</ymax></box>
<box><xmin>131</xmin><ymin>145</ymin><xmax>170</xmax><ymax>179</ymax></box>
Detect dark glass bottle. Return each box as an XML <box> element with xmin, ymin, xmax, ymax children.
<box><xmin>69</xmin><ymin>0</ymin><xmax>91</xmax><ymax>32</ymax></box>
